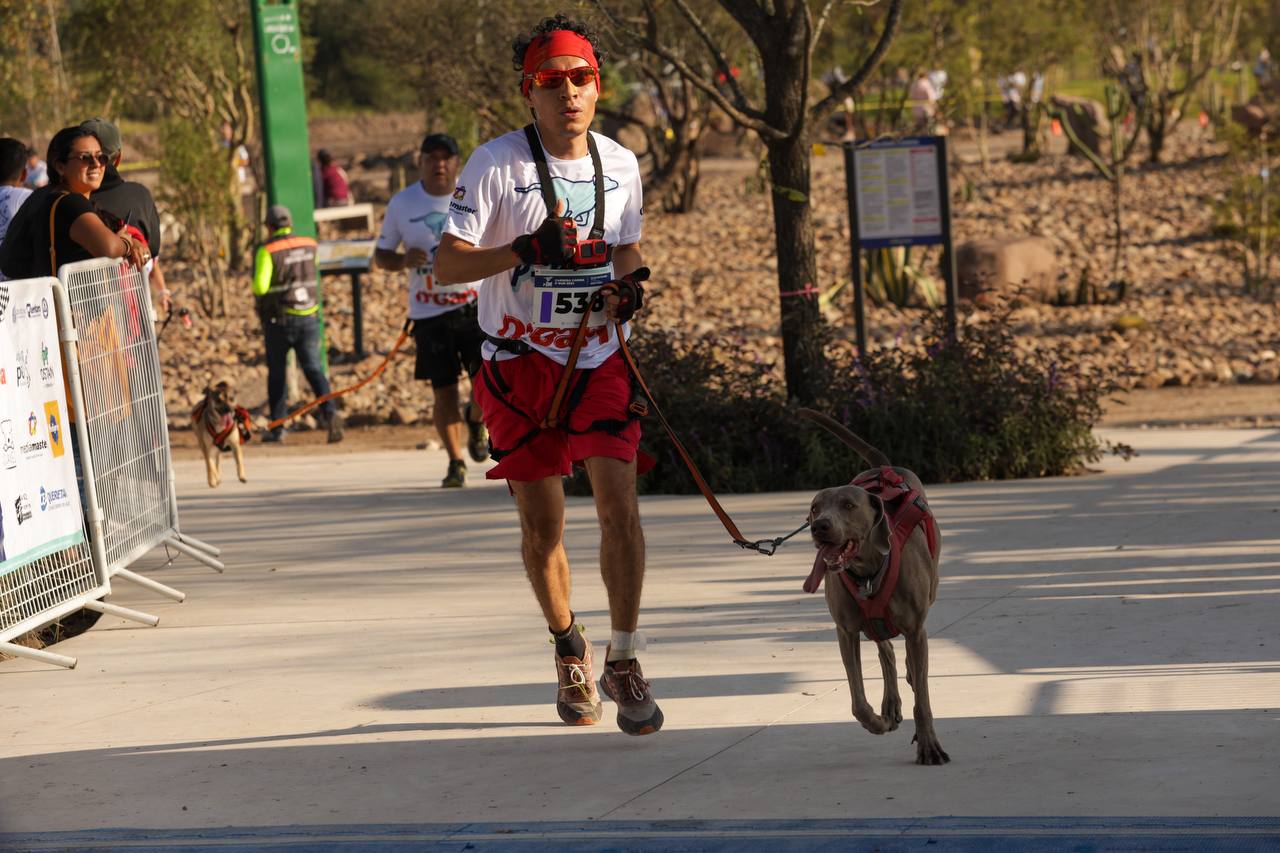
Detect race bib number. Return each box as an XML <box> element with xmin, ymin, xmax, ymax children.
<box><xmin>531</xmin><ymin>263</ymin><xmax>613</xmax><ymax>330</ymax></box>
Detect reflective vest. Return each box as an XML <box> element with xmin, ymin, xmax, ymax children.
<box><xmin>259</xmin><ymin>234</ymin><xmax>318</xmax><ymax>319</ymax></box>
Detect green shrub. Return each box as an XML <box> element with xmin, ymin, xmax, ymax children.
<box><xmin>590</xmin><ymin>307</ymin><xmax>1131</xmax><ymax>496</ymax></box>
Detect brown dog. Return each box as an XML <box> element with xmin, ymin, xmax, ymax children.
<box><xmin>192</xmin><ymin>379</ymin><xmax>250</xmax><ymax>489</ymax></box>
<box><xmin>799</xmin><ymin>408</ymin><xmax>949</xmax><ymax>765</ymax></box>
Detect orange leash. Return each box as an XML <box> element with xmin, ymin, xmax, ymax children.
<box><xmin>266</xmin><ymin>320</ymin><xmax>414</xmax><ymax>432</ymax></box>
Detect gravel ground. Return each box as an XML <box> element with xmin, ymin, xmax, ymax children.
<box><xmin>157</xmin><ymin>126</ymin><xmax>1277</xmax><ymax>437</ymax></box>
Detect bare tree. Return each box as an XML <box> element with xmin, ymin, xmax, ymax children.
<box><xmin>593</xmin><ymin>0</ymin><xmax>902</xmax><ymax>404</ymax></box>
<box><xmin>1052</xmin><ymin>82</ymin><xmax>1146</xmax><ymax>301</ymax></box>
<box><xmin>1103</xmin><ymin>0</ymin><xmax>1242</xmax><ymax>163</ymax></box>
<box><xmin>68</xmin><ymin>0</ymin><xmax>257</xmax><ymax>315</ymax></box>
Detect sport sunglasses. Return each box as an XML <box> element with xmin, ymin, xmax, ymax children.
<box><xmin>524</xmin><ymin>67</ymin><xmax>598</xmax><ymax>90</ymax></box>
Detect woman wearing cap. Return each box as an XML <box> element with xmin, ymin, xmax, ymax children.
<box><xmin>435</xmin><ymin>14</ymin><xmax>661</xmax><ymax>736</ymax></box>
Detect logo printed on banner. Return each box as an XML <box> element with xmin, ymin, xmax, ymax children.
<box><xmin>14</xmin><ymin>494</ymin><xmax>32</xmax><ymax>525</ymax></box>
<box><xmin>20</xmin><ymin>410</ymin><xmax>48</xmax><ymax>458</ymax></box>
<box><xmin>13</xmin><ymin>300</ymin><xmax>49</xmax><ymax>322</ymax></box>
<box><xmin>0</xmin><ymin>367</ymin><xmax>6</xmax><ymax>385</ymax></box>
<box><xmin>0</xmin><ymin>284</ymin><xmax>8</xmax><ymax>322</ymax></box>
<box><xmin>39</xmin><ymin>342</ymin><xmax>55</xmax><ymax>385</ymax></box>
<box><xmin>44</xmin><ymin>401</ymin><xmax>64</xmax><ymax>458</ymax></box>
<box><xmin>15</xmin><ymin>349</ymin><xmax>31</xmax><ymax>388</ymax></box>
<box><xmin>453</xmin><ymin>185</ymin><xmax>466</xmax><ymax>200</ymax></box>
<box><xmin>1</xmin><ymin>420</ymin><xmax>15</xmax><ymax>469</ymax></box>
<box><xmin>39</xmin><ymin>486</ymin><xmax>70</xmax><ymax>512</ymax></box>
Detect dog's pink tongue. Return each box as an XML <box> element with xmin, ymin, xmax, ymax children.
<box><xmin>803</xmin><ymin>544</ymin><xmax>842</xmax><ymax>593</ymax></box>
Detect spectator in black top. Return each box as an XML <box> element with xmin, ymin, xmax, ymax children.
<box><xmin>81</xmin><ymin>118</ymin><xmax>171</xmax><ymax>312</ymax></box>
<box><xmin>0</xmin><ymin>125</ymin><xmax>146</xmax><ymax>279</ymax></box>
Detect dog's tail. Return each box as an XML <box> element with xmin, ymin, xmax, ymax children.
<box><xmin>797</xmin><ymin>408</ymin><xmax>891</xmax><ymax>468</ymax></box>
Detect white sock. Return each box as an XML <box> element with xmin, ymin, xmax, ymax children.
<box><xmin>608</xmin><ymin>629</ymin><xmax>644</xmax><ymax>662</ymax></box>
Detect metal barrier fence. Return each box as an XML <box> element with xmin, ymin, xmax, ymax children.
<box><xmin>1</xmin><ymin>276</ymin><xmax>157</xmax><ymax>669</ymax></box>
<box><xmin>57</xmin><ymin>259</ymin><xmax>225</xmax><ymax>596</ymax></box>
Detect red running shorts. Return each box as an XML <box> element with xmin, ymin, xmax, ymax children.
<box><xmin>473</xmin><ymin>350</ymin><xmax>654</xmax><ymax>482</ymax></box>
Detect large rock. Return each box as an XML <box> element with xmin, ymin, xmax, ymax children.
<box><xmin>1050</xmin><ymin>94</ymin><xmax>1110</xmax><ymax>159</ymax></box>
<box><xmin>1231</xmin><ymin>97</ymin><xmax>1278</xmax><ymax>135</ymax></box>
<box><xmin>955</xmin><ymin>236</ymin><xmax>1061</xmax><ymax>304</ymax></box>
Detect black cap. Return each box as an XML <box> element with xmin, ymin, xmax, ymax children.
<box><xmin>420</xmin><ymin>133</ymin><xmax>460</xmax><ymax>156</ymax></box>
<box><xmin>266</xmin><ymin>204</ymin><xmax>292</xmax><ymax>228</ymax></box>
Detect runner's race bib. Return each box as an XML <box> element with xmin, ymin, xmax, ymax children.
<box><xmin>531</xmin><ymin>263</ymin><xmax>613</xmax><ymax>329</ymax></box>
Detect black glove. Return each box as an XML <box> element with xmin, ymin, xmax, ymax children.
<box><xmin>511</xmin><ymin>215</ymin><xmax>578</xmax><ymax>266</ymax></box>
<box><xmin>593</xmin><ymin>267</ymin><xmax>649</xmax><ymax>323</ymax></box>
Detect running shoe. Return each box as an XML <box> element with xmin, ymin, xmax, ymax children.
<box><xmin>465</xmin><ymin>403</ymin><xmax>490</xmax><ymax>463</ymax></box>
<box><xmin>441</xmin><ymin>459</ymin><xmax>466</xmax><ymax>488</ymax></box>
<box><xmin>599</xmin><ymin>652</ymin><xmax>664</xmax><ymax>736</ymax></box>
<box><xmin>327</xmin><ymin>412</ymin><xmax>345</xmax><ymax>444</ymax></box>
<box><xmin>555</xmin><ymin>632</ymin><xmax>603</xmax><ymax>726</ymax></box>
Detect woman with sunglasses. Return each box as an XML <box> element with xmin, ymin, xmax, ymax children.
<box><xmin>0</xmin><ymin>125</ymin><xmax>147</xmax><ymax>279</ymax></box>
<box><xmin>436</xmin><ymin>14</ymin><xmax>662</xmax><ymax>738</ymax></box>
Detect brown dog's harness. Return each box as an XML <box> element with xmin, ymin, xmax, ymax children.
<box><xmin>807</xmin><ymin>467</ymin><xmax>940</xmax><ymax>641</ymax></box>
<box><xmin>193</xmin><ymin>399</ymin><xmax>253</xmax><ymax>452</ymax></box>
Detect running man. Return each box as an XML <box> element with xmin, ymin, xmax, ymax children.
<box><xmin>435</xmin><ymin>14</ymin><xmax>662</xmax><ymax>735</ymax></box>
<box><xmin>375</xmin><ymin>133</ymin><xmax>488</xmax><ymax>488</ymax></box>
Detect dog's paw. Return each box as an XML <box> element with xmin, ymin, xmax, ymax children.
<box><xmin>912</xmin><ymin>733</ymin><xmax>950</xmax><ymax>765</ymax></box>
<box><xmin>881</xmin><ymin>696</ymin><xmax>903</xmax><ymax>731</ymax></box>
<box><xmin>238</xmin><ymin>475</ymin><xmax>247</xmax><ymax>483</ymax></box>
<box><xmin>855</xmin><ymin>707</ymin><xmax>892</xmax><ymax>735</ymax></box>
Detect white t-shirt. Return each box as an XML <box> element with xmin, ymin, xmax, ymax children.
<box><xmin>444</xmin><ymin>128</ymin><xmax>643</xmax><ymax>368</ymax></box>
<box><xmin>0</xmin><ymin>185</ymin><xmax>32</xmax><ymax>282</ymax></box>
<box><xmin>377</xmin><ymin>181</ymin><xmax>478</xmax><ymax>320</ymax></box>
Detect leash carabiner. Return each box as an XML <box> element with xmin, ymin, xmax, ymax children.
<box><xmin>734</xmin><ymin>521</ymin><xmax>811</xmax><ymax>557</ymax></box>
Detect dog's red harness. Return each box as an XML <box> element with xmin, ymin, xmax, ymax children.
<box><xmin>192</xmin><ymin>400</ymin><xmax>253</xmax><ymax>452</ymax></box>
<box><xmin>807</xmin><ymin>467</ymin><xmax>940</xmax><ymax>642</ymax></box>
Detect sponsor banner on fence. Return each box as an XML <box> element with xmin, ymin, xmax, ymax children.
<box><xmin>0</xmin><ymin>278</ymin><xmax>84</xmax><ymax>576</ymax></box>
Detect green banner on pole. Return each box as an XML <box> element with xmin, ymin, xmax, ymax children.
<box><xmin>250</xmin><ymin>0</ymin><xmax>328</xmax><ymax>370</ymax></box>
<box><xmin>250</xmin><ymin>0</ymin><xmax>316</xmax><ymax>238</ymax></box>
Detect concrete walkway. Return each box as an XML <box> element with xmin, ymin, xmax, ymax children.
<box><xmin>2</xmin><ymin>429</ymin><xmax>1278</xmax><ymax>850</ymax></box>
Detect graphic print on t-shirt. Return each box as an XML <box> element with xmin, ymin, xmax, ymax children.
<box><xmin>378</xmin><ymin>183</ymin><xmax>477</xmax><ymax>321</ymax></box>
<box><xmin>409</xmin><ymin>211</ymin><xmax>447</xmax><ymax>239</ymax></box>
<box><xmin>513</xmin><ymin>176</ymin><xmax>621</xmax><ymax>227</ymax></box>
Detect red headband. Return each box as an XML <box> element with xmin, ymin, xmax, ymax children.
<box><xmin>521</xmin><ymin>30</ymin><xmax>599</xmax><ymax>95</ymax></box>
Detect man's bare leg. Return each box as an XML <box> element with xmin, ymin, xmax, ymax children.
<box><xmin>511</xmin><ymin>475</ymin><xmax>573</xmax><ymax>631</ymax></box>
<box><xmin>513</xmin><ymin>474</ymin><xmax>602</xmax><ymax>725</ymax></box>
<box><xmin>583</xmin><ymin>456</ymin><xmax>644</xmax><ymax>633</ymax></box>
<box><xmin>432</xmin><ymin>383</ymin><xmax>464</xmax><ymax>461</ymax></box>
<box><xmin>584</xmin><ymin>455</ymin><xmax>662</xmax><ymax>734</ymax></box>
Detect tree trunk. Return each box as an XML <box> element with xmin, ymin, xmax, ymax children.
<box><xmin>1146</xmin><ymin>109</ymin><xmax>1167</xmax><ymax>164</ymax></box>
<box><xmin>766</xmin><ymin>132</ymin><xmax>823</xmax><ymax>404</ymax></box>
<box><xmin>1111</xmin><ymin>170</ymin><xmax>1125</xmax><ymax>292</ymax></box>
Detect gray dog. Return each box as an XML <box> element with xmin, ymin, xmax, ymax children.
<box><xmin>799</xmin><ymin>408</ymin><xmax>949</xmax><ymax>765</ymax></box>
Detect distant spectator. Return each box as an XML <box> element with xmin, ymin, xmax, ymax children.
<box><xmin>81</xmin><ymin>117</ymin><xmax>171</xmax><ymax>313</ymax></box>
<box><xmin>24</xmin><ymin>151</ymin><xmax>48</xmax><ymax>188</ymax></box>
<box><xmin>998</xmin><ymin>71</ymin><xmax>1028</xmax><ymax>130</ymax></box>
<box><xmin>0</xmin><ymin>138</ymin><xmax>33</xmax><ymax>281</ymax></box>
<box><xmin>317</xmin><ymin>149</ymin><xmax>350</xmax><ymax>207</ymax></box>
<box><xmin>0</xmin><ymin>125</ymin><xmax>146</xmax><ymax>280</ymax></box>
<box><xmin>1254</xmin><ymin>49</ymin><xmax>1274</xmax><ymax>89</ymax></box>
<box><xmin>909</xmin><ymin>72</ymin><xmax>940</xmax><ymax>130</ymax></box>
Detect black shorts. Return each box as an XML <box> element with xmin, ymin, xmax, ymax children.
<box><xmin>412</xmin><ymin>303</ymin><xmax>484</xmax><ymax>388</ymax></box>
